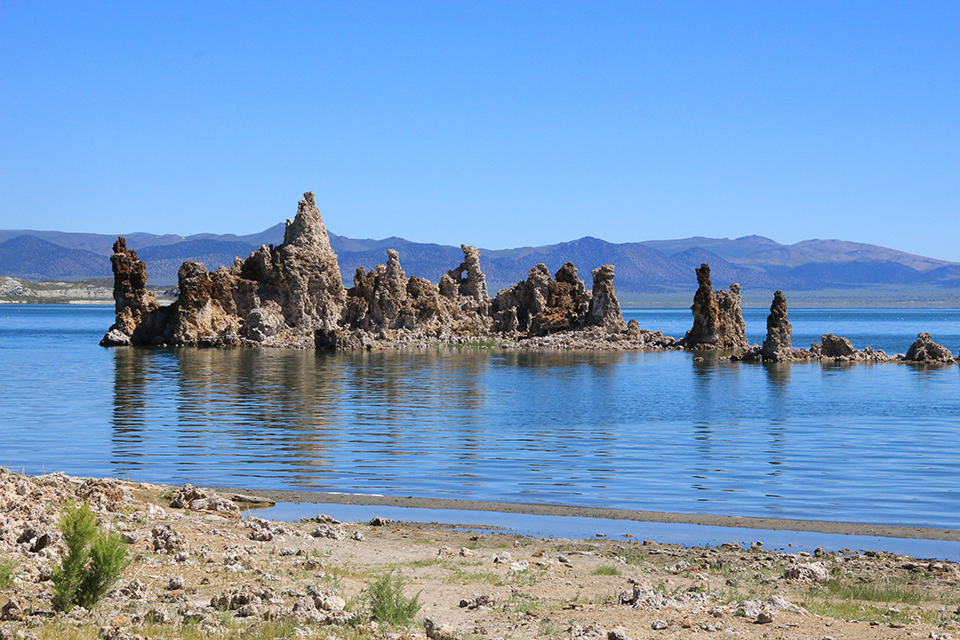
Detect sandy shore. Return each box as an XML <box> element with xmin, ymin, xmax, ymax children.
<box><xmin>3</xmin><ymin>468</ymin><xmax>960</xmax><ymax>640</ymax></box>
<box><xmin>223</xmin><ymin>488</ymin><xmax>960</xmax><ymax>542</ymax></box>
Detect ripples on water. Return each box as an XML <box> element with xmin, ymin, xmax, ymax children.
<box><xmin>1</xmin><ymin>305</ymin><xmax>958</xmax><ymax>529</ymax></box>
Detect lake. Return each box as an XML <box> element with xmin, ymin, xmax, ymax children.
<box><xmin>1</xmin><ymin>305</ymin><xmax>958</xmax><ymax>533</ymax></box>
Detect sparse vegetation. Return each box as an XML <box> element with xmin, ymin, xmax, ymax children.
<box><xmin>323</xmin><ymin>565</ymin><xmax>348</xmax><ymax>592</ymax></box>
<box><xmin>401</xmin><ymin>558</ymin><xmax>442</xmax><ymax>569</ymax></box>
<box><xmin>494</xmin><ymin>569</ymin><xmax>541</xmax><ymax>587</ymax></box>
<box><xmin>446</xmin><ymin>565</ymin><xmax>500</xmax><ymax>585</ymax></box>
<box><xmin>507</xmin><ymin>589</ymin><xmax>539</xmax><ymax>614</ymax></box>
<box><xmin>52</xmin><ymin>502</ymin><xmax>129</xmax><ymax>612</ymax></box>
<box><xmin>363</xmin><ymin>569</ymin><xmax>422</xmax><ymax>627</ymax></box>
<box><xmin>0</xmin><ymin>559</ymin><xmax>14</xmax><ymax>589</ymax></box>
<box><xmin>538</xmin><ymin>618</ymin><xmax>562</xmax><ymax>637</ymax></box>
<box><xmin>17</xmin><ymin>619</ymin><xmax>304</xmax><ymax>640</ymax></box>
<box><xmin>801</xmin><ymin>577</ymin><xmax>937</xmax><ymax>622</ymax></box>
<box><xmin>591</xmin><ymin>565</ymin><xmax>621</xmax><ymax>576</ymax></box>
<box><xmin>810</xmin><ymin>578</ymin><xmax>930</xmax><ymax>606</ymax></box>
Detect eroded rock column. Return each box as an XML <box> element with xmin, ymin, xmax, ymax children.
<box><xmin>100</xmin><ymin>237</ymin><xmax>159</xmax><ymax>346</ymax></box>
<box><xmin>684</xmin><ymin>263</ymin><xmax>747</xmax><ymax>349</ymax></box>
<box><xmin>761</xmin><ymin>290</ymin><xmax>792</xmax><ymax>361</ymax></box>
<box><xmin>275</xmin><ymin>191</ymin><xmax>346</xmax><ymax>333</ymax></box>
<box><xmin>586</xmin><ymin>264</ymin><xmax>626</xmax><ymax>331</ymax></box>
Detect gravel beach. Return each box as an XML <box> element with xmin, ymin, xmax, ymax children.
<box><xmin>3</xmin><ymin>467</ymin><xmax>960</xmax><ymax>640</ymax></box>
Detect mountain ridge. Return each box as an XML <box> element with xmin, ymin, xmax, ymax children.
<box><xmin>1</xmin><ymin>226</ymin><xmax>957</xmax><ymax>293</ymax></box>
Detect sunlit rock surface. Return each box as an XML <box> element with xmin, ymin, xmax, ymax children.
<box><xmin>760</xmin><ymin>290</ymin><xmax>792</xmax><ymax>361</ymax></box>
<box><xmin>100</xmin><ymin>237</ymin><xmax>160</xmax><ymax>346</ymax></box>
<box><xmin>683</xmin><ymin>263</ymin><xmax>748</xmax><ymax>349</ymax></box>
<box><xmin>101</xmin><ymin>195</ymin><xmax>954</xmax><ymax>359</ymax></box>
<box><xmin>103</xmin><ymin>192</ymin><xmax>644</xmax><ymax>350</ymax></box>
<box><xmin>904</xmin><ymin>332</ymin><xmax>955</xmax><ymax>363</ymax></box>
<box><xmin>102</xmin><ymin>192</ymin><xmax>345</xmax><ymax>348</ymax></box>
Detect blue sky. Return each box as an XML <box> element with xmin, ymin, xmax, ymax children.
<box><xmin>2</xmin><ymin>2</ymin><xmax>957</xmax><ymax>259</ymax></box>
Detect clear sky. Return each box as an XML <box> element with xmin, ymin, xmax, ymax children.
<box><xmin>1</xmin><ymin>2</ymin><xmax>957</xmax><ymax>259</ymax></box>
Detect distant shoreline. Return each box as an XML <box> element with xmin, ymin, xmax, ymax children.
<box><xmin>4</xmin><ymin>294</ymin><xmax>960</xmax><ymax>310</ymax></box>
<box><xmin>4</xmin><ymin>274</ymin><xmax>960</xmax><ymax>308</ymax></box>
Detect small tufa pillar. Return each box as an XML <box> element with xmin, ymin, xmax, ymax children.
<box><xmin>586</xmin><ymin>264</ymin><xmax>626</xmax><ymax>331</ymax></box>
<box><xmin>761</xmin><ymin>290</ymin><xmax>792</xmax><ymax>361</ymax></box>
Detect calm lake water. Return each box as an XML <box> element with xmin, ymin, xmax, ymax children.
<box><xmin>1</xmin><ymin>305</ymin><xmax>958</xmax><ymax>531</ymax></box>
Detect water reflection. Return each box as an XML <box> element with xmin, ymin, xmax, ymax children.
<box><xmin>9</xmin><ymin>305</ymin><xmax>960</xmax><ymax>531</ymax></box>
<box><xmin>760</xmin><ymin>362</ymin><xmax>790</xmax><ymax>483</ymax></box>
<box><xmin>761</xmin><ymin>361</ymin><xmax>792</xmax><ymax>388</ymax></box>
<box><xmin>112</xmin><ymin>348</ymin><xmax>150</xmax><ymax>437</ymax></box>
<box><xmin>111</xmin><ymin>349</ymin><xmax>182</xmax><ymax>469</ymax></box>
<box><xmin>96</xmin><ymin>343</ymin><xmax>960</xmax><ymax>529</ymax></box>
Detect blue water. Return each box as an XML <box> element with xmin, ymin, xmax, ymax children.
<box><xmin>1</xmin><ymin>305</ymin><xmax>958</xmax><ymax>533</ymax></box>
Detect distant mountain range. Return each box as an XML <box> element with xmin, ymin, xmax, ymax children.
<box><xmin>1</xmin><ymin>225</ymin><xmax>958</xmax><ymax>294</ymax></box>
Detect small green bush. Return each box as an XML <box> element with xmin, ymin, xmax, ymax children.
<box><xmin>0</xmin><ymin>560</ymin><xmax>14</xmax><ymax>589</ymax></box>
<box><xmin>364</xmin><ymin>569</ymin><xmax>421</xmax><ymax>627</ymax></box>
<box><xmin>52</xmin><ymin>503</ymin><xmax>129</xmax><ymax>612</ymax></box>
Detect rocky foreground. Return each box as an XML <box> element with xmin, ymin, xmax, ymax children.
<box><xmin>3</xmin><ymin>468</ymin><xmax>960</xmax><ymax>640</ymax></box>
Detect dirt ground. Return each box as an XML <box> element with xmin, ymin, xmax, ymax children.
<box><xmin>2</xmin><ymin>468</ymin><xmax>960</xmax><ymax>640</ymax></box>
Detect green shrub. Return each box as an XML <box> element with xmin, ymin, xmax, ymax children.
<box><xmin>52</xmin><ymin>503</ymin><xmax>129</xmax><ymax>612</ymax></box>
<box><xmin>364</xmin><ymin>569</ymin><xmax>421</xmax><ymax>627</ymax></box>
<box><xmin>0</xmin><ymin>560</ymin><xmax>14</xmax><ymax>589</ymax></box>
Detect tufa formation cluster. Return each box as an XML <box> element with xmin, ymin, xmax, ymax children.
<box><xmin>100</xmin><ymin>192</ymin><xmax>959</xmax><ymax>362</ymax></box>
<box><xmin>102</xmin><ymin>192</ymin><xmax>642</xmax><ymax>351</ymax></box>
